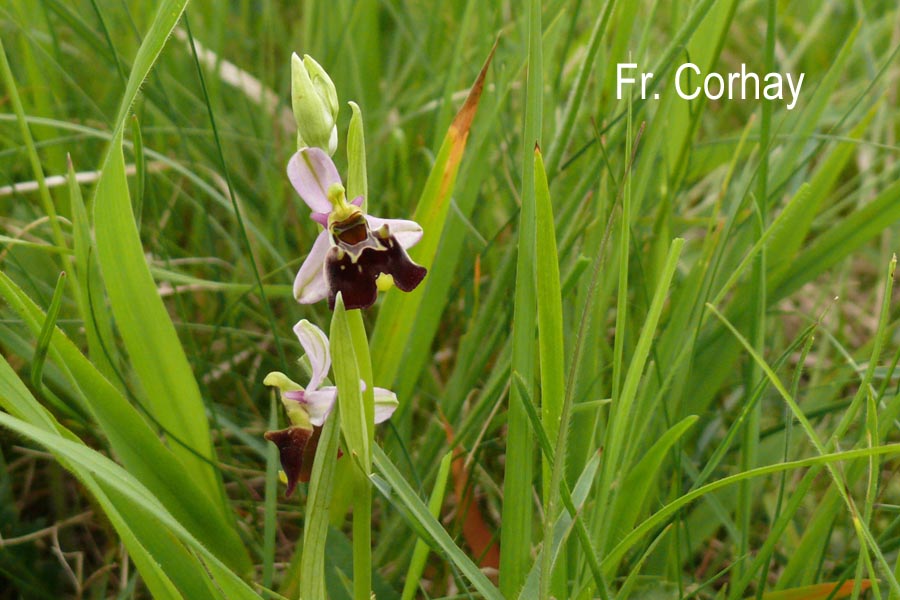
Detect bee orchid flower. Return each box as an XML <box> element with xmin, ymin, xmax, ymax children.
<box><xmin>289</xmin><ymin>147</ymin><xmax>427</xmax><ymax>310</ymax></box>
<box><xmin>264</xmin><ymin>319</ymin><xmax>398</xmax><ymax>495</ymax></box>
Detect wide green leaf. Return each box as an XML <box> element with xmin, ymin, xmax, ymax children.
<box><xmin>83</xmin><ymin>0</ymin><xmax>248</xmax><ymax>572</ymax></box>
<box><xmin>0</xmin><ymin>410</ymin><xmax>260</xmax><ymax>599</ymax></box>
<box><xmin>0</xmin><ymin>270</ymin><xmax>249</xmax><ymax>572</ymax></box>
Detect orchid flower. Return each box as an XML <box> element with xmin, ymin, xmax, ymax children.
<box><xmin>289</xmin><ymin>148</ymin><xmax>427</xmax><ymax>310</ymax></box>
<box><xmin>264</xmin><ymin>319</ymin><xmax>398</xmax><ymax>495</ymax></box>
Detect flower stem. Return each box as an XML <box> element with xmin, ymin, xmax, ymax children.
<box><xmin>299</xmin><ymin>401</ymin><xmax>341</xmax><ymax>600</ymax></box>
<box><xmin>347</xmin><ymin>308</ymin><xmax>374</xmax><ymax>600</ymax></box>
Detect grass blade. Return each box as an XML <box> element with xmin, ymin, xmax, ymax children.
<box><xmin>83</xmin><ymin>0</ymin><xmax>252</xmax><ymax>573</ymax></box>
<box><xmin>369</xmin><ymin>42</ymin><xmax>495</xmax><ymax>387</ymax></box>
<box><xmin>29</xmin><ymin>270</ymin><xmax>65</xmax><ymax>393</ymax></box>
<box><xmin>500</xmin><ymin>0</ymin><xmax>542</xmax><ymax>593</ymax></box>
<box><xmin>371</xmin><ymin>445</ymin><xmax>503</xmax><ymax>600</ymax></box>
<box><xmin>534</xmin><ymin>145</ymin><xmax>566</xmax><ymax>599</ymax></box>
<box><xmin>0</xmin><ymin>410</ymin><xmax>260</xmax><ymax>599</ymax></box>
<box><xmin>299</xmin><ymin>400</ymin><xmax>342</xmax><ymax>600</ymax></box>
<box><xmin>401</xmin><ymin>452</ymin><xmax>453</xmax><ymax>600</ymax></box>
<box><xmin>330</xmin><ymin>296</ymin><xmax>371</xmax><ymax>599</ymax></box>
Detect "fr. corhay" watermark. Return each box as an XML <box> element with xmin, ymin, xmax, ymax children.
<box><xmin>616</xmin><ymin>63</ymin><xmax>805</xmax><ymax>110</ymax></box>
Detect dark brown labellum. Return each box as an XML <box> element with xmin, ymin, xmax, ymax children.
<box><xmin>264</xmin><ymin>426</ymin><xmax>317</xmax><ymax>497</ymax></box>
<box><xmin>325</xmin><ymin>225</ymin><xmax>427</xmax><ymax>310</ymax></box>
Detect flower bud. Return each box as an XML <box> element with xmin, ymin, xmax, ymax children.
<box><xmin>291</xmin><ymin>53</ymin><xmax>339</xmax><ymax>155</ymax></box>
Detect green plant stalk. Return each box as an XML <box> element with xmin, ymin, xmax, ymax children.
<box><xmin>345</xmin><ymin>101</ymin><xmax>376</xmax><ymax>599</ymax></box>
<box><xmin>263</xmin><ymin>392</ymin><xmax>279</xmax><ymax>590</ymax></box>
<box><xmin>349</xmin><ymin>308</ymin><xmax>375</xmax><ymax>600</ymax></box>
<box><xmin>611</xmin><ymin>92</ymin><xmax>632</xmax><ymax>406</ymax></box>
<box><xmin>331</xmin><ymin>299</ymin><xmax>374</xmax><ymax>600</ymax></box>
<box><xmin>534</xmin><ymin>147</ymin><xmax>566</xmax><ymax>600</ymax></box>
<box><xmin>738</xmin><ymin>0</ymin><xmax>774</xmax><ymax>582</ymax></box>
<box><xmin>300</xmin><ymin>400</ymin><xmax>343</xmax><ymax>600</ymax></box>
<box><xmin>593</xmin><ymin>99</ymin><xmax>635</xmax><ymax>556</ymax></box>
<box><xmin>856</xmin><ymin>390</ymin><xmax>880</xmax><ymax>599</ymax></box>
<box><xmin>500</xmin><ymin>0</ymin><xmax>541</xmax><ymax>594</ymax></box>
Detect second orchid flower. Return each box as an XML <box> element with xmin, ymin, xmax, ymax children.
<box><xmin>264</xmin><ymin>319</ymin><xmax>398</xmax><ymax>496</ymax></box>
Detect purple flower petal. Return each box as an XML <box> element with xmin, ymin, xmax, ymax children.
<box><xmin>304</xmin><ymin>387</ymin><xmax>337</xmax><ymax>427</ymax></box>
<box><xmin>292</xmin><ymin>320</ymin><xmax>330</xmax><ymax>392</ymax></box>
<box><xmin>294</xmin><ymin>231</ymin><xmax>330</xmax><ymax>304</ymax></box>
<box><xmin>365</xmin><ymin>215</ymin><xmax>423</xmax><ymax>248</ymax></box>
<box><xmin>283</xmin><ymin>389</ymin><xmax>305</xmax><ymax>402</ymax></box>
<box><xmin>287</xmin><ymin>148</ymin><xmax>342</xmax><ymax>214</ymax></box>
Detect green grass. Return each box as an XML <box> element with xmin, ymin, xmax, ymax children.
<box><xmin>2</xmin><ymin>1</ymin><xmax>900</xmax><ymax>598</ymax></box>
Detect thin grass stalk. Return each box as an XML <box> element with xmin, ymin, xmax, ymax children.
<box><xmin>0</xmin><ymin>36</ymin><xmax>75</xmax><ymax>288</ymax></box>
<box><xmin>737</xmin><ymin>0</ymin><xmax>775</xmax><ymax>582</ymax></box>
<box><xmin>534</xmin><ymin>146</ymin><xmax>566</xmax><ymax>599</ymax></box>
<box><xmin>499</xmin><ymin>0</ymin><xmax>541</xmax><ymax>594</ymax></box>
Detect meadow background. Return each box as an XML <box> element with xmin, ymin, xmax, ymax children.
<box><xmin>2</xmin><ymin>0</ymin><xmax>900</xmax><ymax>598</ymax></box>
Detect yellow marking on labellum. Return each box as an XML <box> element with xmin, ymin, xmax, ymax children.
<box><xmin>376</xmin><ymin>273</ymin><xmax>395</xmax><ymax>292</ymax></box>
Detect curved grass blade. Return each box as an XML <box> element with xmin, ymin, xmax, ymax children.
<box><xmin>606</xmin><ymin>415</ymin><xmax>698</xmax><ymax>553</ymax></box>
<box><xmin>601</xmin><ymin>443</ymin><xmax>900</xmax><ymax>577</ymax></box>
<box><xmin>519</xmin><ymin>452</ymin><xmax>601</xmax><ymax>600</ymax></box>
<box><xmin>0</xmin><ymin>271</ymin><xmax>248</xmax><ymax>572</ymax></box>
<box><xmin>372</xmin><ymin>445</ymin><xmax>503</xmax><ymax>600</ymax></box>
<box><xmin>0</xmin><ymin>410</ymin><xmax>260</xmax><ymax>600</ymax></box>
<box><xmin>401</xmin><ymin>452</ymin><xmax>453</xmax><ymax>600</ymax></box>
<box><xmin>86</xmin><ymin>0</ymin><xmax>249</xmax><ymax>571</ymax></box>
<box><xmin>0</xmin><ymin>356</ymin><xmax>204</xmax><ymax>599</ymax></box>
